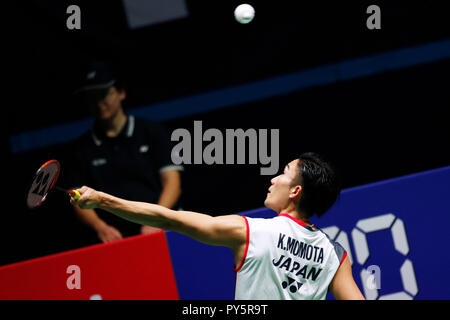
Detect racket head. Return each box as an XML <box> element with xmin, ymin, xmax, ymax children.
<box><xmin>26</xmin><ymin>160</ymin><xmax>61</xmax><ymax>209</ymax></box>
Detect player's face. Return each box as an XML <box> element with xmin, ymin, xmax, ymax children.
<box><xmin>85</xmin><ymin>86</ymin><xmax>126</xmax><ymax>121</ymax></box>
<box><xmin>264</xmin><ymin>159</ymin><xmax>301</xmax><ymax>212</ymax></box>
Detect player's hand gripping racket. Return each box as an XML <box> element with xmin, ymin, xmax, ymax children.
<box><xmin>26</xmin><ymin>160</ymin><xmax>80</xmax><ymax>209</ymax></box>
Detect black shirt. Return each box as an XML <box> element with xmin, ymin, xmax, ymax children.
<box><xmin>69</xmin><ymin>115</ymin><xmax>182</xmax><ymax>236</ymax></box>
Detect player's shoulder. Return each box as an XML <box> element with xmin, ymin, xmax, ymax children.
<box><xmin>244</xmin><ymin>215</ymin><xmax>281</xmax><ymax>231</ymax></box>
<box><xmin>317</xmin><ymin>228</ymin><xmax>346</xmax><ymax>262</ymax></box>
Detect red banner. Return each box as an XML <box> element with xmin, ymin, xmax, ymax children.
<box><xmin>0</xmin><ymin>231</ymin><xmax>179</xmax><ymax>300</ymax></box>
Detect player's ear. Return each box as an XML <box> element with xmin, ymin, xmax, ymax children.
<box><xmin>117</xmin><ymin>89</ymin><xmax>126</xmax><ymax>101</ymax></box>
<box><xmin>289</xmin><ymin>185</ymin><xmax>302</xmax><ymax>200</ymax></box>
<box><xmin>112</xmin><ymin>85</ymin><xmax>126</xmax><ymax>100</ymax></box>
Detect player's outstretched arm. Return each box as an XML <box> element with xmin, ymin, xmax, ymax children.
<box><xmin>71</xmin><ymin>186</ymin><xmax>247</xmax><ymax>249</ymax></box>
<box><xmin>329</xmin><ymin>256</ymin><xmax>365</xmax><ymax>300</ymax></box>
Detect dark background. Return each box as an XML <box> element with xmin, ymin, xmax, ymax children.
<box><xmin>3</xmin><ymin>0</ymin><xmax>449</xmax><ymax>265</ymax></box>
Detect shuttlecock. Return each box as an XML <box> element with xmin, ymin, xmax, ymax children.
<box><xmin>234</xmin><ymin>4</ymin><xmax>255</xmax><ymax>24</ymax></box>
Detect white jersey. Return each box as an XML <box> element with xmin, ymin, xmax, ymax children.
<box><xmin>234</xmin><ymin>214</ymin><xmax>347</xmax><ymax>300</ymax></box>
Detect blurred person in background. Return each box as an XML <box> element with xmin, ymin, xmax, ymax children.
<box><xmin>67</xmin><ymin>60</ymin><xmax>183</xmax><ymax>244</ymax></box>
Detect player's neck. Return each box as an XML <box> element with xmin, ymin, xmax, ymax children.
<box><xmin>279</xmin><ymin>206</ymin><xmax>312</xmax><ymax>225</ymax></box>
<box><xmin>101</xmin><ymin>110</ymin><xmax>127</xmax><ymax>137</ymax></box>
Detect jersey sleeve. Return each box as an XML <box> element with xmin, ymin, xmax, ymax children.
<box><xmin>331</xmin><ymin>239</ymin><xmax>347</xmax><ymax>267</ymax></box>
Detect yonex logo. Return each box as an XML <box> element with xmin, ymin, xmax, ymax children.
<box><xmin>282</xmin><ymin>276</ymin><xmax>303</xmax><ymax>294</ymax></box>
<box><xmin>31</xmin><ymin>171</ymin><xmax>51</xmax><ymax>197</ymax></box>
<box><xmin>92</xmin><ymin>158</ymin><xmax>107</xmax><ymax>167</ymax></box>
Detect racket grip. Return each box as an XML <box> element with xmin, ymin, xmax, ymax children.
<box><xmin>68</xmin><ymin>190</ymin><xmax>81</xmax><ymax>200</ymax></box>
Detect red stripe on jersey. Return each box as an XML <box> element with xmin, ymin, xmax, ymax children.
<box><xmin>339</xmin><ymin>251</ymin><xmax>348</xmax><ymax>267</ymax></box>
<box><xmin>233</xmin><ymin>216</ymin><xmax>249</xmax><ymax>272</ymax></box>
<box><xmin>279</xmin><ymin>213</ymin><xmax>308</xmax><ymax>227</ymax></box>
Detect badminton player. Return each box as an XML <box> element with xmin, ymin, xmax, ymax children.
<box><xmin>71</xmin><ymin>152</ymin><xmax>365</xmax><ymax>300</ymax></box>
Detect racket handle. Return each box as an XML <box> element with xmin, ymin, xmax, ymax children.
<box><xmin>68</xmin><ymin>190</ymin><xmax>81</xmax><ymax>200</ymax></box>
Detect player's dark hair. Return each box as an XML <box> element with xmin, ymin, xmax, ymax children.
<box><xmin>296</xmin><ymin>152</ymin><xmax>341</xmax><ymax>218</ymax></box>
<box><xmin>112</xmin><ymin>78</ymin><xmax>127</xmax><ymax>93</ymax></box>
